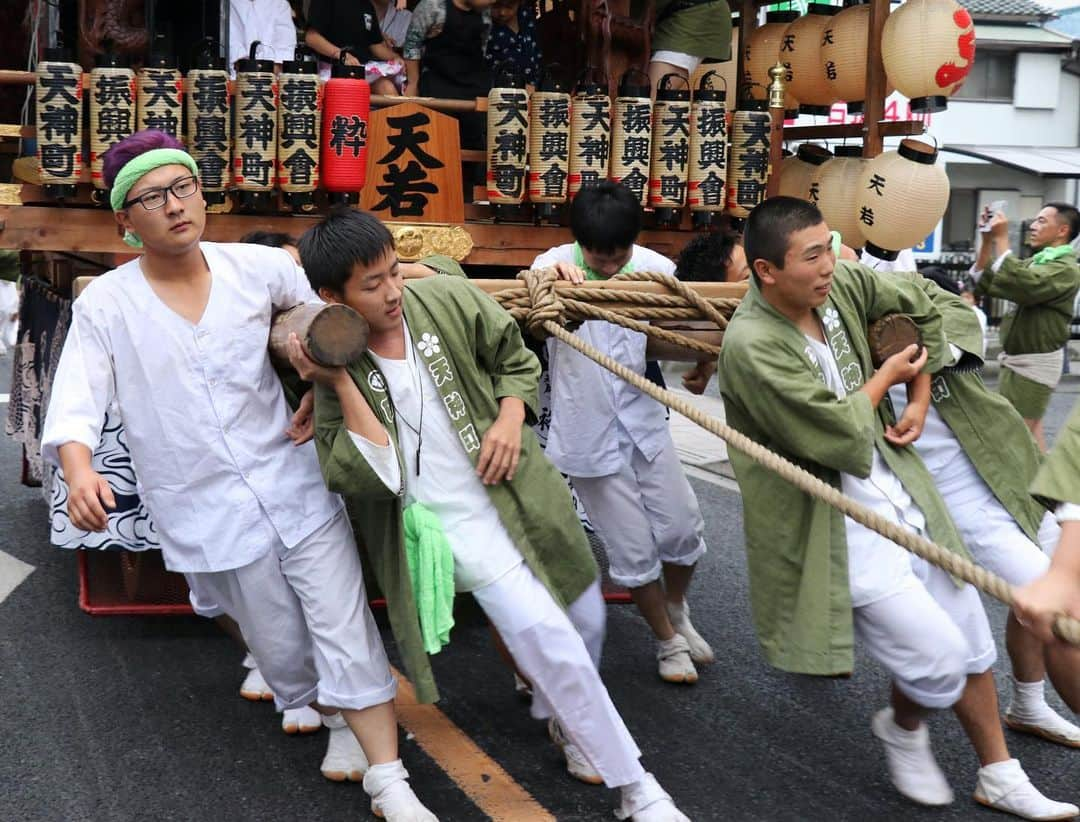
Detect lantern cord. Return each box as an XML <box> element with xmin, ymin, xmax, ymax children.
<box><xmin>505</xmin><ymin>266</ymin><xmax>1080</xmax><ymax>648</ymax></box>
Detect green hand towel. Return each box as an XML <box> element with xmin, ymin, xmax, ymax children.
<box><xmin>403</xmin><ymin>502</ymin><xmax>456</xmax><ymax>655</ymax></box>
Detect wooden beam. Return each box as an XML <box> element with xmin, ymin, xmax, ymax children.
<box><xmin>862</xmin><ymin>0</ymin><xmax>891</xmax><ymax>157</ymax></box>
<box><xmin>0</xmin><ymin>206</ymin><xmax>702</xmax><ymax>267</ymax></box>
<box><xmin>782</xmin><ymin>120</ymin><xmax>926</xmax><ymax>142</ymax></box>
<box><xmin>736</xmin><ymin>0</ymin><xmax>757</xmax><ymax>103</ymax></box>
<box><xmin>470</xmin><ymin>279</ymin><xmax>747</xmax><ymax>299</ymax></box>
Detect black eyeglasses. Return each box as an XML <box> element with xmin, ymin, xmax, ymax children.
<box><xmin>122</xmin><ymin>175</ymin><xmax>200</xmax><ymax>211</ymax></box>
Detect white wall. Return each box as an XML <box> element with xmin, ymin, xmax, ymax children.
<box><xmin>931</xmin><ymin>70</ymin><xmax>1080</xmax><ymax>147</ymax></box>
<box><xmin>1014</xmin><ymin>52</ymin><xmax>1062</xmax><ymax>109</ymax></box>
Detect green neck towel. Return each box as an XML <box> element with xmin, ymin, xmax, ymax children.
<box><xmin>830</xmin><ymin>230</ymin><xmax>842</xmax><ymax>257</ymax></box>
<box><xmin>573</xmin><ymin>242</ymin><xmax>636</xmax><ymax>281</ymax></box>
<box><xmin>1032</xmin><ymin>244</ymin><xmax>1076</xmax><ymax>266</ymax></box>
<box><xmin>402</xmin><ymin>502</ymin><xmax>456</xmax><ymax>655</ymax></box>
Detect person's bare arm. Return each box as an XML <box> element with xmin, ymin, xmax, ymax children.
<box><xmin>885</xmin><ymin>370</ymin><xmax>930</xmax><ymax>446</ymax></box>
<box><xmin>859</xmin><ymin>344</ymin><xmax>928</xmax><ymax>408</ymax></box>
<box><xmin>58</xmin><ymin>442</ymin><xmax>116</xmax><ymax>532</ymax></box>
<box><xmin>1013</xmin><ymin>521</ymin><xmax>1080</xmax><ymax>643</ymax></box>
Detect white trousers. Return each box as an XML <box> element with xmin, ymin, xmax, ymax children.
<box><xmin>948</xmin><ymin>492</ymin><xmax>1053</xmax><ymax>587</ymax></box>
<box><xmin>472</xmin><ymin>563</ymin><xmax>645</xmax><ymax>788</ymax></box>
<box><xmin>855</xmin><ymin>556</ymin><xmax>997</xmax><ymax>710</ymax></box>
<box><xmin>571</xmin><ymin>438</ymin><xmax>707</xmax><ymax>588</ymax></box>
<box><xmin>191</xmin><ymin>510</ymin><xmax>396</xmax><ymax>712</ymax></box>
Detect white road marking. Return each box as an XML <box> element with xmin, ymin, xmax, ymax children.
<box><xmin>0</xmin><ymin>549</ymin><xmax>34</xmax><ymax>605</ymax></box>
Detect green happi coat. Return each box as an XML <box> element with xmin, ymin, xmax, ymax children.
<box><xmin>717</xmin><ymin>261</ymin><xmax>972</xmax><ymax>676</ymax></box>
<box><xmin>313</xmin><ymin>275</ymin><xmax>599</xmax><ymax>704</ymax></box>
<box><xmin>1032</xmin><ymin>401</ymin><xmax>1080</xmax><ymax>507</ymax></box>
<box><xmin>895</xmin><ymin>272</ymin><xmax>1048</xmax><ymax>539</ymax></box>
<box><xmin>975</xmin><ymin>247</ymin><xmax>1080</xmax><ymax>356</ymax></box>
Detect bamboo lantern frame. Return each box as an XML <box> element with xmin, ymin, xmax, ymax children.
<box><xmin>89</xmin><ymin>56</ymin><xmax>135</xmax><ymax>195</ymax></box>
<box><xmin>609</xmin><ymin>69</ymin><xmax>653</xmax><ymax>207</ymax></box>
<box><xmin>277</xmin><ymin>56</ymin><xmax>321</xmax><ymax>211</ymax></box>
<box><xmin>36</xmin><ymin>53</ymin><xmax>84</xmax><ymax>197</ymax></box>
<box><xmin>648</xmin><ymin>73</ymin><xmax>691</xmax><ymax>224</ymax></box>
<box><xmin>726</xmin><ymin>102</ymin><xmax>771</xmax><ymax>220</ymax></box>
<box><xmin>186</xmin><ymin>53</ymin><xmax>232</xmax><ymax>207</ymax></box>
<box><xmin>233</xmin><ymin>55</ymin><xmax>278</xmax><ymax>208</ymax></box>
<box><xmin>527</xmin><ymin>85</ymin><xmax>572</xmax><ymax>221</ymax></box>
<box><xmin>687</xmin><ymin>70</ymin><xmax>727</xmax><ymax>229</ymax></box>
<box><xmin>136</xmin><ymin>55</ymin><xmax>182</xmax><ymax>140</ymax></box>
<box><xmin>567</xmin><ymin>78</ymin><xmax>611</xmax><ymax>199</ymax></box>
<box><xmin>486</xmin><ymin>85</ymin><xmax>530</xmax><ymax>210</ymax></box>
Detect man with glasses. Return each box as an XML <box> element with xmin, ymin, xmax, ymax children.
<box><xmin>40</xmin><ymin>130</ymin><xmax>438</xmax><ymax>821</ymax></box>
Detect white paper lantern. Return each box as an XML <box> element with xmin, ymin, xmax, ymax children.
<box><xmin>744</xmin><ymin>11</ymin><xmax>801</xmax><ymax>115</ymax></box>
<box><xmin>785</xmin><ymin>4</ymin><xmax>842</xmax><ymax>116</ymax></box>
<box><xmin>813</xmin><ymin>145</ymin><xmax>868</xmax><ymax>249</ymax></box>
<box><xmin>778</xmin><ymin>143</ymin><xmax>832</xmax><ymax>201</ymax></box>
<box><xmin>855</xmin><ymin>138</ymin><xmax>949</xmax><ymax>260</ymax></box>
<box><xmin>882</xmin><ymin>0</ymin><xmax>976</xmax><ymax>113</ymax></box>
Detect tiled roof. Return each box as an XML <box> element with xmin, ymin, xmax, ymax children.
<box><xmin>959</xmin><ymin>0</ymin><xmax>1054</xmax><ymax>17</ymax></box>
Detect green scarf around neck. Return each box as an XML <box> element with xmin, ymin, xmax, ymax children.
<box><xmin>573</xmin><ymin>242</ymin><xmax>636</xmax><ymax>280</ymax></box>
<box><xmin>1032</xmin><ymin>244</ymin><xmax>1077</xmax><ymax>266</ymax></box>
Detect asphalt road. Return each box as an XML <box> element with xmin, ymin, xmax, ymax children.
<box><xmin>2</xmin><ymin>361</ymin><xmax>1079</xmax><ymax>822</ymax></box>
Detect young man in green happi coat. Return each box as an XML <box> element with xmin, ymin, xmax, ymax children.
<box><xmin>886</xmin><ymin>271</ymin><xmax>1080</xmax><ymax>744</ymax></box>
<box><xmin>289</xmin><ymin>209</ymin><xmax>691</xmax><ymax>822</ymax></box>
<box><xmin>718</xmin><ymin>197</ymin><xmax>1076</xmax><ymax>820</ymax></box>
<box><xmin>973</xmin><ymin>203</ymin><xmax>1080</xmax><ymax>451</ymax></box>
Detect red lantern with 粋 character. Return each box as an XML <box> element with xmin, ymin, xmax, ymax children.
<box><xmin>882</xmin><ymin>0</ymin><xmax>976</xmax><ymax>113</ymax></box>
<box><xmin>320</xmin><ymin>54</ymin><xmax>371</xmax><ymax>206</ymax></box>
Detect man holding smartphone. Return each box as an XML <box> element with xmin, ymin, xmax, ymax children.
<box><xmin>972</xmin><ymin>202</ymin><xmax>1080</xmax><ymax>450</ymax></box>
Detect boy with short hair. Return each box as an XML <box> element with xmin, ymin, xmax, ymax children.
<box><xmin>534</xmin><ymin>181</ymin><xmax>713</xmax><ymax>685</ymax></box>
<box><xmin>40</xmin><ymin>130</ymin><xmax>434</xmax><ymax>822</ymax></box>
<box><xmin>718</xmin><ymin>197</ymin><xmax>1075</xmax><ymax>820</ymax></box>
<box><xmin>293</xmin><ymin>208</ymin><xmax>691</xmax><ymax>822</ymax></box>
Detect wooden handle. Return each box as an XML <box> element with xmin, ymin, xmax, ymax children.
<box><xmin>270</xmin><ymin>303</ymin><xmax>369</xmax><ymax>367</ymax></box>
<box><xmin>867</xmin><ymin>314</ymin><xmax>923</xmax><ymax>368</ymax></box>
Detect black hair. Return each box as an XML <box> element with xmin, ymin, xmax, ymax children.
<box><xmin>240</xmin><ymin>230</ymin><xmax>297</xmax><ymax>248</ymax></box>
<box><xmin>569</xmin><ymin>181</ymin><xmax>642</xmax><ymax>253</ymax></box>
<box><xmin>1045</xmin><ymin>202</ymin><xmax>1080</xmax><ymax>243</ymax></box>
<box><xmin>743</xmin><ymin>196</ymin><xmax>826</xmax><ymax>270</ymax></box>
<box><xmin>297</xmin><ymin>208</ymin><xmax>395</xmax><ymax>294</ymax></box>
<box><xmin>676</xmin><ymin>231</ymin><xmax>740</xmax><ymax>282</ymax></box>
<box><xmin>918</xmin><ymin>266</ymin><xmax>962</xmax><ymax>296</ymax></box>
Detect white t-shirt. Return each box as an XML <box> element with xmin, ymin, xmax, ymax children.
<box><xmin>349</xmin><ymin>319</ymin><xmax>524</xmax><ymax>592</ymax></box>
<box><xmin>229</xmin><ymin>0</ymin><xmax>297</xmax><ymax>77</ymax></box>
<box><xmin>805</xmin><ymin>335</ymin><xmax>921</xmax><ymax>606</ymax></box>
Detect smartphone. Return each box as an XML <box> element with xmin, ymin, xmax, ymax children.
<box><xmin>978</xmin><ymin>200</ymin><xmax>1008</xmax><ymax>232</ymax></box>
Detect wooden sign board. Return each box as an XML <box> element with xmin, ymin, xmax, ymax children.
<box><xmin>360</xmin><ymin>102</ymin><xmax>464</xmax><ymax>224</ymax></box>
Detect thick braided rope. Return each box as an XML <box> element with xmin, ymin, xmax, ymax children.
<box><xmin>612</xmin><ymin>269</ymin><xmax>732</xmax><ymax>329</ymax></box>
<box><xmin>541</xmin><ymin>319</ymin><xmax>1080</xmax><ymax>648</ymax></box>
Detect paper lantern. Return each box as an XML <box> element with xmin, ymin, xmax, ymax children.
<box><xmin>486</xmin><ymin>82</ymin><xmax>530</xmax><ymax>211</ymax></box>
<box><xmin>89</xmin><ymin>52</ymin><xmax>134</xmax><ymax>196</ymax></box>
<box><xmin>609</xmin><ymin>69</ymin><xmax>653</xmax><ymax>207</ymax></box>
<box><xmin>744</xmin><ymin>11</ymin><xmax>800</xmax><ymax>116</ymax></box>
<box><xmin>36</xmin><ymin>47</ymin><xmax>83</xmax><ymax>198</ymax></box>
<box><xmin>855</xmin><ymin>139</ymin><xmax>949</xmax><ymax>260</ymax></box>
<box><xmin>233</xmin><ymin>51</ymin><xmax>278</xmax><ymax>207</ymax></box>
<box><xmin>812</xmin><ymin>145</ymin><xmax>867</xmax><ymax>249</ymax></box>
<box><xmin>136</xmin><ymin>52</ymin><xmax>182</xmax><ymax>139</ymax></box>
<box><xmin>687</xmin><ymin>70</ymin><xmax>727</xmax><ymax>229</ymax></box>
<box><xmin>725</xmin><ymin>100</ymin><xmax>770</xmax><ymax>220</ymax></box>
<box><xmin>321</xmin><ymin>61</ymin><xmax>371</xmax><ymax>204</ymax></box>
<box><xmin>277</xmin><ymin>52</ymin><xmax>321</xmax><ymax>211</ymax></box>
<box><xmin>568</xmin><ymin>77</ymin><xmax>610</xmax><ymax>198</ymax></box>
<box><xmin>820</xmin><ymin>0</ymin><xmax>873</xmax><ymax>114</ymax></box>
<box><xmin>882</xmin><ymin>0</ymin><xmax>976</xmax><ymax>113</ymax></box>
<box><xmin>777</xmin><ymin>143</ymin><xmax>832</xmax><ymax>201</ymax></box>
<box><xmin>527</xmin><ymin>76</ymin><xmax>572</xmax><ymax>221</ymax></box>
<box><xmin>648</xmin><ymin>74</ymin><xmax>691</xmax><ymax>223</ymax></box>
<box><xmin>785</xmin><ymin>4</ymin><xmax>841</xmax><ymax>115</ymax></box>
<box><xmin>186</xmin><ymin>49</ymin><xmax>231</xmax><ymax>206</ymax></box>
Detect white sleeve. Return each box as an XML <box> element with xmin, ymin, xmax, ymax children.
<box><xmin>264</xmin><ymin>247</ymin><xmax>319</xmax><ymax>309</ymax></box>
<box><xmin>531</xmin><ymin>244</ymin><xmax>574</xmax><ymax>270</ymax></box>
<box><xmin>1056</xmin><ymin>502</ymin><xmax>1080</xmax><ymax>523</ymax></box>
<box><xmin>41</xmin><ymin>299</ymin><xmax>115</xmax><ymax>467</ymax></box>
<box><xmin>347</xmin><ymin>430</ymin><xmax>402</xmax><ymax>492</ymax></box>
<box><xmin>270</xmin><ymin>1</ymin><xmax>298</xmax><ymax>62</ymax></box>
<box><xmin>990</xmin><ymin>249</ymin><xmax>1012</xmax><ymax>273</ymax></box>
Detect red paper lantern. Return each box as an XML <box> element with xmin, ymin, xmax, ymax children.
<box><xmin>321</xmin><ymin>61</ymin><xmax>371</xmax><ymax>204</ymax></box>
